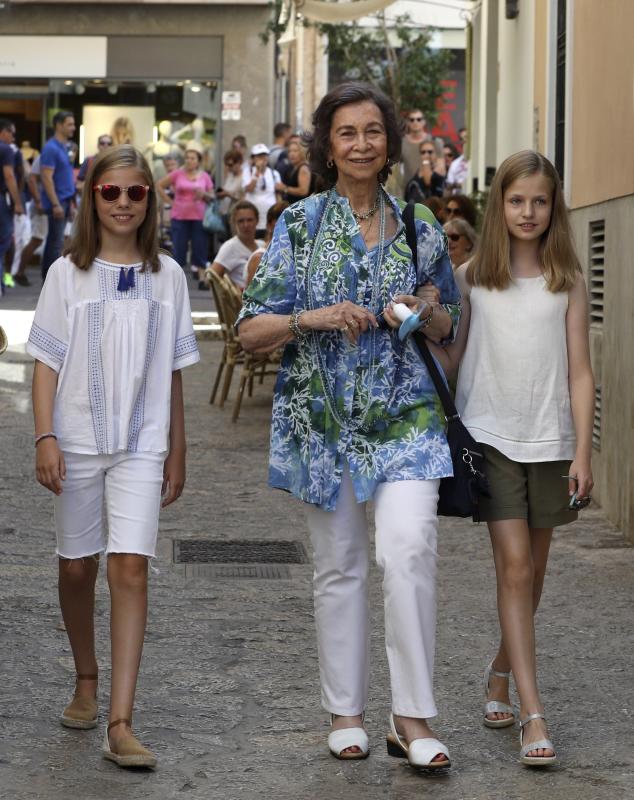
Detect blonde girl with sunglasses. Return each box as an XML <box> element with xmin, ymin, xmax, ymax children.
<box><xmin>425</xmin><ymin>150</ymin><xmax>594</xmax><ymax>767</ymax></box>
<box><xmin>28</xmin><ymin>145</ymin><xmax>199</xmax><ymax>769</ymax></box>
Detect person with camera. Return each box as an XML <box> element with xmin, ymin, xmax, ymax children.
<box><xmin>404</xmin><ymin>139</ymin><xmax>445</xmax><ymax>203</ymax></box>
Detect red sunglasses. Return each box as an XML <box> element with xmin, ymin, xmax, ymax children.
<box><xmin>93</xmin><ymin>184</ymin><xmax>150</xmax><ymax>202</ymax></box>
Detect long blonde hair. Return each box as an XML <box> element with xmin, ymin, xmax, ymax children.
<box><xmin>467</xmin><ymin>150</ymin><xmax>580</xmax><ymax>292</ymax></box>
<box><xmin>110</xmin><ymin>116</ymin><xmax>135</xmax><ymax>145</ymax></box>
<box><xmin>66</xmin><ymin>145</ymin><xmax>160</xmax><ymax>272</ymax></box>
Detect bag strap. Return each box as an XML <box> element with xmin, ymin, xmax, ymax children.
<box><xmin>400</xmin><ymin>201</ymin><xmax>460</xmax><ymax>422</ymax></box>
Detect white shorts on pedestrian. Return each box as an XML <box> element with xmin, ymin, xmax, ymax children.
<box><xmin>28</xmin><ymin>203</ymin><xmax>48</xmax><ymax>241</ymax></box>
<box><xmin>305</xmin><ymin>468</ymin><xmax>441</xmax><ymax>719</ymax></box>
<box><xmin>54</xmin><ymin>451</ymin><xmax>165</xmax><ymax>560</ymax></box>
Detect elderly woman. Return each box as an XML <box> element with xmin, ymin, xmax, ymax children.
<box><xmin>238</xmin><ymin>83</ymin><xmax>460</xmax><ymax>771</ymax></box>
<box><xmin>444</xmin><ymin>217</ymin><xmax>478</xmax><ymax>269</ymax></box>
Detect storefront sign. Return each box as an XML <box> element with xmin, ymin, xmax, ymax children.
<box><xmin>221</xmin><ymin>91</ymin><xmax>242</xmax><ymax>121</ymax></box>
<box><xmin>0</xmin><ymin>37</ymin><xmax>107</xmax><ymax>78</ymax></box>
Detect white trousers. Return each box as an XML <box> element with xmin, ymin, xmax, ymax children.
<box><xmin>305</xmin><ymin>469</ymin><xmax>440</xmax><ymax>719</ymax></box>
<box><xmin>10</xmin><ymin>212</ymin><xmax>30</xmax><ymax>275</ymax></box>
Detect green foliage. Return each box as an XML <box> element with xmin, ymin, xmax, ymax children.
<box><xmin>260</xmin><ymin>0</ymin><xmax>289</xmax><ymax>45</ymax></box>
<box><xmin>319</xmin><ymin>13</ymin><xmax>452</xmax><ymax>121</ymax></box>
<box><xmin>260</xmin><ymin>5</ymin><xmax>451</xmax><ymax>120</ymax></box>
<box><xmin>468</xmin><ymin>189</ymin><xmax>489</xmax><ymax>232</ymax></box>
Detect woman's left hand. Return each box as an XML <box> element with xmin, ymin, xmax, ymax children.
<box><xmin>162</xmin><ymin>448</ymin><xmax>186</xmax><ymax>507</ymax></box>
<box><xmin>568</xmin><ymin>457</ymin><xmax>594</xmax><ymax>500</ymax></box>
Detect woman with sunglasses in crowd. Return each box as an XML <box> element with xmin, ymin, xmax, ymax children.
<box><xmin>404</xmin><ymin>138</ymin><xmax>446</xmax><ymax>203</ymax></box>
<box><xmin>443</xmin><ymin>217</ymin><xmax>478</xmax><ymax>270</ymax></box>
<box><xmin>445</xmin><ymin>193</ymin><xmax>478</xmax><ymax>229</ymax></box>
<box><xmin>28</xmin><ymin>145</ymin><xmax>199</xmax><ymax>770</ymax></box>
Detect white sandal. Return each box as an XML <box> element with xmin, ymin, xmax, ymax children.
<box><xmin>385</xmin><ymin>714</ymin><xmax>450</xmax><ymax>770</ymax></box>
<box><xmin>483</xmin><ymin>661</ymin><xmax>516</xmax><ymax>728</ymax></box>
<box><xmin>327</xmin><ymin>713</ymin><xmax>369</xmax><ymax>760</ymax></box>
<box><xmin>519</xmin><ymin>713</ymin><xmax>558</xmax><ymax>766</ymax></box>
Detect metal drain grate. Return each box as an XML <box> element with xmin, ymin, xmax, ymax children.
<box><xmin>173</xmin><ymin>539</ymin><xmax>309</xmax><ymax>565</ymax></box>
<box><xmin>177</xmin><ymin>564</ymin><xmax>292</xmax><ymax>579</ymax></box>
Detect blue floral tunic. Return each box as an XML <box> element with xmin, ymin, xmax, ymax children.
<box><xmin>237</xmin><ymin>189</ymin><xmax>461</xmax><ymax>511</ymax></box>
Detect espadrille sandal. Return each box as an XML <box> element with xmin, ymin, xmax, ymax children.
<box><xmin>103</xmin><ymin>718</ymin><xmax>157</xmax><ymax>769</ymax></box>
<box><xmin>60</xmin><ymin>673</ymin><xmax>98</xmax><ymax>729</ymax></box>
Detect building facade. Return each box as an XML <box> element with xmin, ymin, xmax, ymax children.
<box><xmin>467</xmin><ymin>0</ymin><xmax>634</xmax><ymax>541</ymax></box>
<box><xmin>0</xmin><ymin>1</ymin><xmax>276</xmax><ymax>178</ymax></box>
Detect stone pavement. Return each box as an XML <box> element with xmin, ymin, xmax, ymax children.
<box><xmin>1</xmin><ymin>286</ymin><xmax>633</xmax><ymax>800</ymax></box>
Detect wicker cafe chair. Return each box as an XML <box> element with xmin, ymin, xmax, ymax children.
<box><xmin>205</xmin><ymin>270</ymin><xmax>281</xmax><ymax>422</ymax></box>
<box><xmin>205</xmin><ymin>268</ymin><xmax>244</xmax><ymax>407</ymax></box>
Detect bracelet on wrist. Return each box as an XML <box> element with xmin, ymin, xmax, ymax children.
<box><xmin>419</xmin><ymin>304</ymin><xmax>434</xmax><ymax>329</ymax></box>
<box><xmin>35</xmin><ymin>432</ymin><xmax>57</xmax><ymax>446</ymax></box>
<box><xmin>288</xmin><ymin>310</ymin><xmax>307</xmax><ymax>340</ymax></box>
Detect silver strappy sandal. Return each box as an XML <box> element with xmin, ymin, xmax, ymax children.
<box><xmin>519</xmin><ymin>713</ymin><xmax>558</xmax><ymax>766</ymax></box>
<box><xmin>483</xmin><ymin>661</ymin><xmax>516</xmax><ymax>728</ymax></box>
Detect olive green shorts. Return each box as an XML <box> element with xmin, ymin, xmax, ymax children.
<box><xmin>479</xmin><ymin>444</ymin><xmax>577</xmax><ymax>529</ymax></box>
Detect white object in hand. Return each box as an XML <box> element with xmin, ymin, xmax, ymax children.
<box><xmin>392</xmin><ymin>302</ymin><xmax>414</xmax><ymax>323</ymax></box>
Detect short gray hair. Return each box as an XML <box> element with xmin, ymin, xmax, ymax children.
<box><xmin>444</xmin><ymin>217</ymin><xmax>478</xmax><ymax>251</ymax></box>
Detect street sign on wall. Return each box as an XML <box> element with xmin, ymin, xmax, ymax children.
<box><xmin>221</xmin><ymin>91</ymin><xmax>241</xmax><ymax>121</ymax></box>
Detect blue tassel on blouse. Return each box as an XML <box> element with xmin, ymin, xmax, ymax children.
<box><xmin>117</xmin><ymin>266</ymin><xmax>136</xmax><ymax>292</ymax></box>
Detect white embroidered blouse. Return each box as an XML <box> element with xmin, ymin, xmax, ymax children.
<box><xmin>27</xmin><ymin>254</ymin><xmax>200</xmax><ymax>456</ymax></box>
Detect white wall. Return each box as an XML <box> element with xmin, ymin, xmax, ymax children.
<box><xmin>495</xmin><ymin>1</ymin><xmax>535</xmax><ymax>161</ymax></box>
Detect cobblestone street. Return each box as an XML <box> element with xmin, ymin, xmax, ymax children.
<box><xmin>1</xmin><ymin>297</ymin><xmax>633</xmax><ymax>800</ymax></box>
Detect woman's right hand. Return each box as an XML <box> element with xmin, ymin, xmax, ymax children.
<box><xmin>303</xmin><ymin>301</ymin><xmax>377</xmax><ymax>344</ymax></box>
<box><xmin>36</xmin><ymin>438</ymin><xmax>66</xmax><ymax>495</ymax></box>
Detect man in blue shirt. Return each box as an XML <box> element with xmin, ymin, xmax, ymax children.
<box><xmin>0</xmin><ymin>118</ymin><xmax>26</xmax><ymax>294</ymax></box>
<box><xmin>40</xmin><ymin>110</ymin><xmax>76</xmax><ymax>280</ymax></box>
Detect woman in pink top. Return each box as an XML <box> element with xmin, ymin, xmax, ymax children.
<box><xmin>157</xmin><ymin>141</ymin><xmax>213</xmax><ymax>287</ymax></box>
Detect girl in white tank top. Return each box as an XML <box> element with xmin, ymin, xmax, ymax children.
<box><xmin>425</xmin><ymin>151</ymin><xmax>594</xmax><ymax>767</ymax></box>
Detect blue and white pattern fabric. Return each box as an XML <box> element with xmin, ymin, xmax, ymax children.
<box><xmin>27</xmin><ymin>254</ymin><xmax>199</xmax><ymax>455</ymax></box>
<box><xmin>237</xmin><ymin>189</ymin><xmax>461</xmax><ymax>511</ymax></box>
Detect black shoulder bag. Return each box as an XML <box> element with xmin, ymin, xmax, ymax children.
<box><xmin>401</xmin><ymin>201</ymin><xmax>490</xmax><ymax>522</ymax></box>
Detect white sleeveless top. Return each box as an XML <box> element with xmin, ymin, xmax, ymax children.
<box><xmin>455</xmin><ymin>276</ymin><xmax>576</xmax><ymax>462</ymax></box>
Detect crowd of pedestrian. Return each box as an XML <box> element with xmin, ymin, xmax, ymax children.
<box><xmin>0</xmin><ymin>103</ymin><xmax>474</xmax><ymax>298</ymax></box>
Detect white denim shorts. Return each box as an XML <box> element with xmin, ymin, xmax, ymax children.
<box><xmin>54</xmin><ymin>451</ymin><xmax>166</xmax><ymax>559</ymax></box>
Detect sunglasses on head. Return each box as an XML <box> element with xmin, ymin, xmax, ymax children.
<box><xmin>93</xmin><ymin>184</ymin><xmax>150</xmax><ymax>202</ymax></box>
<box><xmin>409</xmin><ymin>116</ymin><xmax>424</xmax><ymax>122</ymax></box>
<box><xmin>446</xmin><ymin>233</ymin><xmax>463</xmax><ymax>242</ymax></box>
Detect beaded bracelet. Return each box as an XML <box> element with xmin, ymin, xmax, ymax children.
<box><xmin>288</xmin><ymin>310</ymin><xmax>307</xmax><ymax>340</ymax></box>
<box><xmin>419</xmin><ymin>304</ymin><xmax>435</xmax><ymax>329</ymax></box>
<box><xmin>35</xmin><ymin>432</ymin><xmax>57</xmax><ymax>446</ymax></box>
